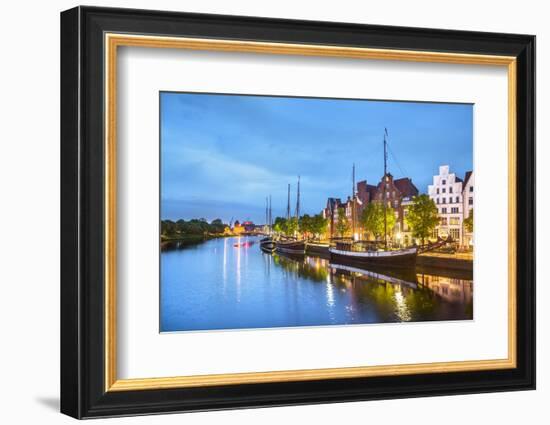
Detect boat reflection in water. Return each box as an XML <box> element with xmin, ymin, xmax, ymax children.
<box><xmin>274</xmin><ymin>252</ymin><xmax>473</xmax><ymax>325</ymax></box>
<box><xmin>160</xmin><ymin>236</ymin><xmax>472</xmax><ymax>332</ymax></box>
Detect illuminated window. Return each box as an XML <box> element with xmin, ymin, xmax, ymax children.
<box><xmin>450</xmin><ymin>228</ymin><xmax>460</xmax><ymax>240</ymax></box>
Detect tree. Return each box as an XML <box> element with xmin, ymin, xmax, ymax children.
<box><xmin>335</xmin><ymin>207</ymin><xmax>350</xmax><ymax>237</ymax></box>
<box><xmin>311</xmin><ymin>214</ymin><xmax>328</xmax><ymax>239</ymax></box>
<box><xmin>285</xmin><ymin>217</ymin><xmax>298</xmax><ymax>236</ymax></box>
<box><xmin>273</xmin><ymin>217</ymin><xmax>285</xmax><ymax>234</ymax></box>
<box><xmin>299</xmin><ymin>214</ymin><xmax>313</xmax><ymax>238</ymax></box>
<box><xmin>360</xmin><ymin>202</ymin><xmax>396</xmax><ymax>240</ymax></box>
<box><xmin>464</xmin><ymin>209</ymin><xmax>474</xmax><ymax>233</ymax></box>
<box><xmin>161</xmin><ymin>220</ymin><xmax>177</xmax><ymax>236</ymax></box>
<box><xmin>405</xmin><ymin>194</ymin><xmax>439</xmax><ymax>245</ymax></box>
<box><xmin>209</xmin><ymin>218</ymin><xmax>225</xmax><ymax>234</ymax></box>
<box><xmin>273</xmin><ymin>216</ymin><xmax>297</xmax><ymax>237</ymax></box>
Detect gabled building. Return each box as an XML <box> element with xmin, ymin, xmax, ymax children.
<box><xmin>356</xmin><ymin>180</ymin><xmax>378</xmax><ymax>213</ymax></box>
<box><xmin>322</xmin><ymin>174</ymin><xmax>419</xmax><ymax>244</ymax></box>
<box><xmin>428</xmin><ymin>165</ymin><xmax>466</xmax><ymax>246</ymax></box>
<box><xmin>322</xmin><ymin>197</ymin><xmax>342</xmax><ymax>238</ymax></box>
<box><xmin>462</xmin><ymin>171</ymin><xmax>474</xmax><ymax>248</ymax></box>
<box><xmin>372</xmin><ymin>174</ymin><xmax>419</xmax><ymax>245</ymax></box>
<box><xmin>373</xmin><ymin>174</ymin><xmax>419</xmax><ymax>209</ymax></box>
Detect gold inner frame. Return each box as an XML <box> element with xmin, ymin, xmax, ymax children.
<box><xmin>104</xmin><ymin>33</ymin><xmax>517</xmax><ymax>392</ymax></box>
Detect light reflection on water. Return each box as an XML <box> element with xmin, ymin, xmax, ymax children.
<box><xmin>160</xmin><ymin>236</ymin><xmax>473</xmax><ymax>332</ymax></box>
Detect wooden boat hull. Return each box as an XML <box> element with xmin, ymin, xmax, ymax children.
<box><xmin>260</xmin><ymin>243</ymin><xmax>276</xmax><ymax>253</ymax></box>
<box><xmin>305</xmin><ymin>242</ymin><xmax>330</xmax><ymax>257</ymax></box>
<box><xmin>276</xmin><ymin>240</ymin><xmax>306</xmax><ymax>254</ymax></box>
<box><xmin>329</xmin><ymin>247</ymin><xmax>417</xmax><ymax>269</ymax></box>
<box><xmin>260</xmin><ymin>237</ymin><xmax>276</xmax><ymax>253</ymax></box>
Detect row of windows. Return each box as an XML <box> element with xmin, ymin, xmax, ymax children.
<box><xmin>435</xmin><ymin>185</ymin><xmax>474</xmax><ymax>194</ymax></box>
<box><xmin>436</xmin><ymin>187</ymin><xmax>454</xmax><ymax>194</ymax></box>
<box><xmin>450</xmin><ymin>228</ymin><xmax>461</xmax><ymax>240</ymax></box>
<box><xmin>440</xmin><ymin>207</ymin><xmax>462</xmax><ymax>214</ymax></box>
<box><xmin>432</xmin><ymin>227</ymin><xmax>461</xmax><ymax>239</ymax></box>
<box><xmin>436</xmin><ymin>196</ymin><xmax>461</xmax><ymax>204</ymax></box>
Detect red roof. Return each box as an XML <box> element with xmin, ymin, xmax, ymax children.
<box><xmin>393</xmin><ymin>177</ymin><xmax>419</xmax><ymax>197</ymax></box>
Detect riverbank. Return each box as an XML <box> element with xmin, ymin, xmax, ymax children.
<box><xmin>418</xmin><ymin>252</ymin><xmax>473</xmax><ymax>273</ymax></box>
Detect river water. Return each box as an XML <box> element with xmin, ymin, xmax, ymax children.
<box><xmin>160</xmin><ymin>236</ymin><xmax>473</xmax><ymax>332</ymax></box>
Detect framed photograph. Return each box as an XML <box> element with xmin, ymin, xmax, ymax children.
<box><xmin>60</xmin><ymin>6</ymin><xmax>535</xmax><ymax>419</ymax></box>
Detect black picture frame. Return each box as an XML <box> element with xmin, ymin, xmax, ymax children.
<box><xmin>61</xmin><ymin>5</ymin><xmax>535</xmax><ymax>419</ymax></box>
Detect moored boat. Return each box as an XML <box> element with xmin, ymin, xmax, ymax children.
<box><xmin>259</xmin><ymin>195</ymin><xmax>276</xmax><ymax>253</ymax></box>
<box><xmin>274</xmin><ymin>176</ymin><xmax>306</xmax><ymax>255</ymax></box>
<box><xmin>329</xmin><ymin>128</ymin><xmax>417</xmax><ymax>269</ymax></box>
<box><xmin>276</xmin><ymin>239</ymin><xmax>306</xmax><ymax>255</ymax></box>
<box><xmin>260</xmin><ymin>236</ymin><xmax>276</xmax><ymax>253</ymax></box>
<box><xmin>305</xmin><ymin>241</ymin><xmax>330</xmax><ymax>256</ymax></box>
<box><xmin>329</xmin><ymin>241</ymin><xmax>417</xmax><ymax>268</ymax></box>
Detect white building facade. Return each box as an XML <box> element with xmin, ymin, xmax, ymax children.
<box><xmin>428</xmin><ymin>165</ymin><xmax>464</xmax><ymax>245</ymax></box>
<box><xmin>462</xmin><ymin>171</ymin><xmax>474</xmax><ymax>248</ymax></box>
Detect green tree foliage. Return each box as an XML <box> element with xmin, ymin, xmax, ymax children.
<box><xmin>286</xmin><ymin>217</ymin><xmax>298</xmax><ymax>236</ymax></box>
<box><xmin>299</xmin><ymin>214</ymin><xmax>312</xmax><ymax>237</ymax></box>
<box><xmin>298</xmin><ymin>213</ymin><xmax>328</xmax><ymax>239</ymax></box>
<box><xmin>360</xmin><ymin>202</ymin><xmax>396</xmax><ymax>239</ymax></box>
<box><xmin>405</xmin><ymin>194</ymin><xmax>439</xmax><ymax>244</ymax></box>
<box><xmin>273</xmin><ymin>217</ymin><xmax>287</xmax><ymax>234</ymax></box>
<box><xmin>311</xmin><ymin>214</ymin><xmax>328</xmax><ymax>238</ymax></box>
<box><xmin>335</xmin><ymin>207</ymin><xmax>350</xmax><ymax>237</ymax></box>
<box><xmin>273</xmin><ymin>216</ymin><xmax>297</xmax><ymax>237</ymax></box>
<box><xmin>464</xmin><ymin>209</ymin><xmax>474</xmax><ymax>233</ymax></box>
<box><xmin>209</xmin><ymin>218</ymin><xmax>225</xmax><ymax>234</ymax></box>
<box><xmin>161</xmin><ymin>218</ymin><xmax>229</xmax><ymax>237</ymax></box>
<box><xmin>161</xmin><ymin>220</ymin><xmax>177</xmax><ymax>236</ymax></box>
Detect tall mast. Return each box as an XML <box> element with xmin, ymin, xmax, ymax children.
<box><xmin>286</xmin><ymin>183</ymin><xmax>291</xmax><ymax>221</ymax></box>
<box><xmin>265</xmin><ymin>197</ymin><xmax>268</xmax><ymax>231</ymax></box>
<box><xmin>383</xmin><ymin>128</ymin><xmax>388</xmax><ymax>249</ymax></box>
<box><xmin>269</xmin><ymin>195</ymin><xmax>272</xmax><ymax>233</ymax></box>
<box><xmin>352</xmin><ymin>163</ymin><xmax>356</xmax><ymax>196</ymax></box>
<box><xmin>296</xmin><ymin>176</ymin><xmax>301</xmax><ymax>236</ymax></box>
<box><xmin>295</xmin><ymin>176</ymin><xmax>301</xmax><ymax>220</ymax></box>
<box><xmin>352</xmin><ymin>163</ymin><xmax>356</xmax><ymax>240</ymax></box>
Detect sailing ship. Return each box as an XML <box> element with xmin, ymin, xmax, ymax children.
<box><xmin>276</xmin><ymin>177</ymin><xmax>306</xmax><ymax>255</ymax></box>
<box><xmin>329</xmin><ymin>128</ymin><xmax>418</xmax><ymax>268</ymax></box>
<box><xmin>260</xmin><ymin>196</ymin><xmax>276</xmax><ymax>253</ymax></box>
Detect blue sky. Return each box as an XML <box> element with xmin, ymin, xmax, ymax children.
<box><xmin>161</xmin><ymin>92</ymin><xmax>472</xmax><ymax>224</ymax></box>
